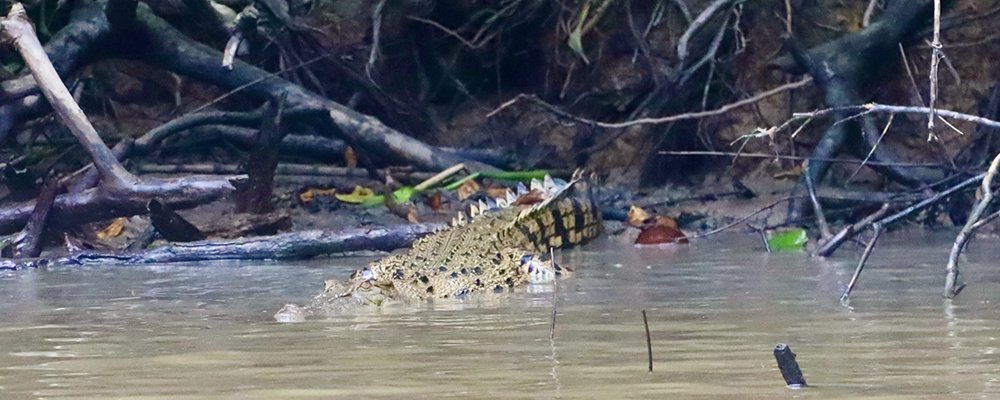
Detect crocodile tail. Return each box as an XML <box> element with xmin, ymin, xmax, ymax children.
<box><xmin>508</xmin><ymin>170</ymin><xmax>602</xmax><ymax>251</ymax></box>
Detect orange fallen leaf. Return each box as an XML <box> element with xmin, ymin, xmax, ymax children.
<box><xmin>457</xmin><ymin>179</ymin><xmax>481</xmax><ymax>201</ymax></box>
<box><xmin>96</xmin><ymin>217</ymin><xmax>127</xmax><ymax>239</ymax></box>
<box><xmin>298</xmin><ymin>187</ymin><xmax>337</xmax><ymax>204</ymax></box>
<box><xmin>486</xmin><ymin>185</ymin><xmax>508</xmax><ymax>199</ymax></box>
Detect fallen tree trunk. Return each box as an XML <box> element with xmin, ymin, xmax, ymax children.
<box><xmin>61</xmin><ymin>223</ymin><xmax>442</xmax><ymax>265</ymax></box>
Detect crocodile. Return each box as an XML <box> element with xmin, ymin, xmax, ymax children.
<box><xmin>274</xmin><ymin>172</ymin><xmax>602</xmax><ymax>322</ymax></box>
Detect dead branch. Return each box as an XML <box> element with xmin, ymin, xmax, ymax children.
<box><xmin>11</xmin><ymin>179</ymin><xmax>59</xmax><ymax>257</ymax></box>
<box><xmin>0</xmin><ymin>3</ymin><xmax>238</xmax><ymax>235</ymax></box>
<box><xmin>942</xmin><ymin>153</ymin><xmax>1000</xmax><ymax>298</ymax></box>
<box><xmin>61</xmin><ymin>223</ymin><xmax>443</xmax><ymax>265</ymax></box>
<box><xmin>659</xmin><ymin>150</ymin><xmax>951</xmax><ymax>169</ymax></box>
<box><xmin>838</xmin><ymin>224</ymin><xmax>882</xmax><ymax>307</ymax></box>
<box><xmin>488</xmin><ymin>78</ymin><xmax>812</xmax><ymax>128</ymax></box>
<box><xmin>235</xmin><ymin>94</ymin><xmax>287</xmax><ymax>213</ymax></box>
<box><xmin>775</xmin><ymin>0</ymin><xmax>949</xmax><ymax>222</ymax></box>
<box><xmin>128</xmin><ymin>3</ymin><xmax>496</xmax><ymax>173</ymax></box>
<box><xmin>136</xmin><ymin>163</ymin><xmax>437</xmax><ymax>182</ymax></box>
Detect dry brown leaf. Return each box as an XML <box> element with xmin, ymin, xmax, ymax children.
<box><xmin>96</xmin><ymin>217</ymin><xmax>127</xmax><ymax>239</ymax></box>
<box><xmin>773</xmin><ymin>164</ymin><xmax>803</xmax><ymax>180</ymax></box>
<box><xmin>457</xmin><ymin>179</ymin><xmax>481</xmax><ymax>201</ymax></box>
<box><xmin>486</xmin><ymin>185</ymin><xmax>508</xmax><ymax>199</ymax></box>
<box><xmin>425</xmin><ymin>191</ymin><xmax>444</xmax><ymax>212</ymax></box>
<box><xmin>627</xmin><ymin>205</ymin><xmax>651</xmax><ymax>228</ymax></box>
<box><xmin>298</xmin><ymin>187</ymin><xmax>337</xmax><ymax>204</ymax></box>
<box><xmin>635</xmin><ymin>224</ymin><xmax>689</xmax><ymax>245</ymax></box>
<box><xmin>653</xmin><ymin>215</ymin><xmax>679</xmax><ymax>230</ymax></box>
<box><xmin>513</xmin><ymin>190</ymin><xmax>544</xmax><ymax>205</ymax></box>
<box><xmin>344</xmin><ymin>146</ymin><xmax>358</xmax><ymax>168</ymax></box>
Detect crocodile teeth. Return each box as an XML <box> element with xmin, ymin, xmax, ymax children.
<box><xmin>452</xmin><ymin>212</ymin><xmax>468</xmax><ymax>226</ymax></box>
<box><xmin>478</xmin><ymin>200</ymin><xmax>489</xmax><ymax>213</ymax></box>
<box><xmin>496</xmin><ymin>197</ymin><xmax>508</xmax><ymax>208</ymax></box>
<box><xmin>485</xmin><ymin>197</ymin><xmax>498</xmax><ymax>210</ymax></box>
<box><xmin>516</xmin><ymin>182</ymin><xmax>528</xmax><ymax>196</ymax></box>
<box><xmin>505</xmin><ymin>189</ymin><xmax>517</xmax><ymax>205</ymax></box>
<box><xmin>543</xmin><ymin>175</ymin><xmax>558</xmax><ymax>195</ymax></box>
<box><xmin>468</xmin><ymin>203</ymin><xmax>480</xmax><ymax>218</ymax></box>
<box><xmin>529</xmin><ymin>178</ymin><xmax>543</xmax><ymax>193</ymax></box>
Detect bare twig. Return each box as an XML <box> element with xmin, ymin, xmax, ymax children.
<box><xmin>848</xmin><ymin>113</ymin><xmax>895</xmax><ymax>182</ymax></box>
<box><xmin>0</xmin><ymin>4</ymin><xmax>136</xmax><ymax>188</ymax></box>
<box><xmin>642</xmin><ymin>309</ymin><xmax>653</xmax><ymax>373</ymax></box>
<box><xmin>862</xmin><ymin>0</ymin><xmax>881</xmax><ymax>27</ymax></box>
<box><xmin>839</xmin><ymin>224</ymin><xmax>882</xmax><ymax>307</ymax></box>
<box><xmin>775</xmin><ymin>104</ymin><xmax>1000</xmax><ymax>135</ymax></box>
<box><xmin>659</xmin><ymin>150</ymin><xmax>950</xmax><ymax>169</ymax></box>
<box><xmin>814</xmin><ymin>203</ymin><xmax>888</xmax><ymax>258</ymax></box>
<box><xmin>687</xmin><ymin>197</ymin><xmax>800</xmax><ymax>240</ymax></box>
<box><xmin>927</xmin><ymin>0</ymin><xmax>943</xmax><ymax>140</ymax></box>
<box><xmin>488</xmin><ymin>77</ymin><xmax>812</xmax><ymax>126</ymax></box>
<box><xmin>943</xmin><ymin>152</ymin><xmax>1000</xmax><ymax>298</ymax></box>
<box><xmin>803</xmin><ymin>161</ymin><xmax>832</xmax><ymax>240</ymax></box>
<box><xmin>676</xmin><ymin>0</ymin><xmax>735</xmax><ymax>62</ymax></box>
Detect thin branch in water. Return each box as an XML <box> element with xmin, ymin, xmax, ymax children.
<box><xmin>687</xmin><ymin>196</ymin><xmax>799</xmax><ymax>240</ymax></box>
<box><xmin>943</xmin><ymin>152</ymin><xmax>1000</xmax><ymax>298</ymax></box>
<box><xmin>804</xmin><ymin>161</ymin><xmax>832</xmax><ymax>240</ymax></box>
<box><xmin>840</xmin><ymin>224</ymin><xmax>882</xmax><ymax>308</ymax></box>
<box><xmin>642</xmin><ymin>309</ymin><xmax>653</xmax><ymax>373</ymax></box>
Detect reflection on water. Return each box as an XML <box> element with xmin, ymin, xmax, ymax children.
<box><xmin>1</xmin><ymin>232</ymin><xmax>1000</xmax><ymax>399</ymax></box>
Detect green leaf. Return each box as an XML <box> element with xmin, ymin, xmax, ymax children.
<box><xmin>357</xmin><ymin>186</ymin><xmax>419</xmax><ymax>207</ymax></box>
<box><xmin>335</xmin><ymin>186</ymin><xmax>376</xmax><ymax>204</ymax></box>
<box><xmin>767</xmin><ymin>228</ymin><xmax>808</xmax><ymax>251</ymax></box>
<box><xmin>479</xmin><ymin>170</ymin><xmax>549</xmax><ymax>181</ymax></box>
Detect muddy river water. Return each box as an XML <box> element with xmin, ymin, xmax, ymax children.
<box><xmin>1</xmin><ymin>232</ymin><xmax>1000</xmax><ymax>399</ymax></box>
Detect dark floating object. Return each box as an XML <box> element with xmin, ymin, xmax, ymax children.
<box><xmin>773</xmin><ymin>343</ymin><xmax>807</xmax><ymax>388</ymax></box>
<box><xmin>643</xmin><ymin>309</ymin><xmax>653</xmax><ymax>373</ymax></box>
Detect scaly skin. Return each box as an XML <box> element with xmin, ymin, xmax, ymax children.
<box><xmin>274</xmin><ymin>176</ymin><xmax>601</xmax><ymax>321</ymax></box>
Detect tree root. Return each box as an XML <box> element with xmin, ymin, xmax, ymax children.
<box><xmin>776</xmin><ymin>0</ymin><xmax>950</xmax><ymax>223</ymax></box>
